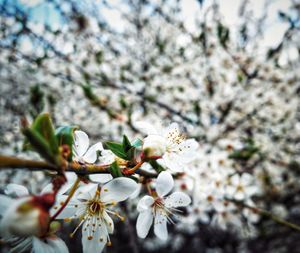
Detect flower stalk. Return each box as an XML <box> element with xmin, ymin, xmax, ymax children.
<box><xmin>51</xmin><ymin>177</ymin><xmax>81</xmax><ymax>221</ymax></box>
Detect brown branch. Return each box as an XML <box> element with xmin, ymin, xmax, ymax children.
<box><xmin>0</xmin><ymin>155</ymin><xmax>157</xmax><ymax>177</ymax></box>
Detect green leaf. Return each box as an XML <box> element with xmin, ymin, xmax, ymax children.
<box><xmin>22</xmin><ymin>126</ymin><xmax>59</xmax><ymax>165</ymax></box>
<box><xmin>31</xmin><ymin>113</ymin><xmax>59</xmax><ymax>156</ymax></box>
<box><xmin>228</xmin><ymin>139</ymin><xmax>260</xmax><ymax>161</ymax></box>
<box><xmin>105</xmin><ymin>142</ymin><xmax>128</xmax><ymax>160</ymax></box>
<box><xmin>149</xmin><ymin>160</ymin><xmax>165</xmax><ymax>173</ymax></box>
<box><xmin>109</xmin><ymin>161</ymin><xmax>123</xmax><ymax>178</ymax></box>
<box><xmin>217</xmin><ymin>22</ymin><xmax>230</xmax><ymax>48</ymax></box>
<box><xmin>55</xmin><ymin>126</ymin><xmax>78</xmax><ymax>161</ymax></box>
<box><xmin>122</xmin><ymin>135</ymin><xmax>132</xmax><ymax>152</ymax></box>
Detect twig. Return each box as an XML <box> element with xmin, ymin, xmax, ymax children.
<box><xmin>51</xmin><ymin>177</ymin><xmax>81</xmax><ymax>221</ymax></box>
<box><xmin>0</xmin><ymin>155</ymin><xmax>157</xmax><ymax>177</ymax></box>
<box><xmin>228</xmin><ymin>198</ymin><xmax>300</xmax><ymax>232</ymax></box>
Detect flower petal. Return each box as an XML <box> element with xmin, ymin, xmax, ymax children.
<box><xmin>98</xmin><ymin>150</ymin><xmax>115</xmax><ymax>165</ymax></box>
<box><xmin>136</xmin><ymin>210</ymin><xmax>153</xmax><ymax>239</ymax></box>
<box><xmin>154</xmin><ymin>212</ymin><xmax>168</xmax><ymax>241</ymax></box>
<box><xmin>0</xmin><ymin>195</ymin><xmax>12</xmax><ymax>215</ymax></box>
<box><xmin>103</xmin><ymin>210</ymin><xmax>114</xmax><ymax>234</ymax></box>
<box><xmin>156</xmin><ymin>171</ymin><xmax>174</xmax><ymax>197</ymax></box>
<box><xmin>76</xmin><ymin>184</ymin><xmax>98</xmax><ymax>201</ymax></box>
<box><xmin>135</xmin><ymin>121</ymin><xmax>159</xmax><ymax>135</ymax></box>
<box><xmin>32</xmin><ymin>237</ymin><xmax>54</xmax><ymax>253</ymax></box>
<box><xmin>101</xmin><ymin>178</ymin><xmax>138</xmax><ymax>203</ymax></box>
<box><xmin>163</xmin><ymin>153</ymin><xmax>184</xmax><ymax>172</ymax></box>
<box><xmin>82</xmin><ymin>221</ymin><xmax>106</xmax><ymax>253</ymax></box>
<box><xmin>89</xmin><ymin>174</ymin><xmax>113</xmax><ymax>184</ymax></box>
<box><xmin>130</xmin><ymin>183</ymin><xmax>142</xmax><ymax>199</ymax></box>
<box><xmin>230</xmin><ymin>174</ymin><xmax>240</xmax><ymax>186</ymax></box>
<box><xmin>52</xmin><ymin>195</ymin><xmax>79</xmax><ymax>219</ymax></box>
<box><xmin>73</xmin><ymin>130</ymin><xmax>89</xmax><ymax>157</ymax></box>
<box><xmin>165</xmin><ymin>192</ymin><xmax>191</xmax><ymax>208</ymax></box>
<box><xmin>241</xmin><ymin>173</ymin><xmax>253</xmax><ymax>185</ymax></box>
<box><xmin>137</xmin><ymin>196</ymin><xmax>154</xmax><ymax>212</ymax></box>
<box><xmin>164</xmin><ymin>122</ymin><xmax>180</xmax><ymax>139</ymax></box>
<box><xmin>45</xmin><ymin>236</ymin><xmax>69</xmax><ymax>253</ymax></box>
<box><xmin>82</xmin><ymin>142</ymin><xmax>103</xmax><ymax>163</ymax></box>
<box><xmin>5</xmin><ymin>184</ymin><xmax>29</xmax><ymax>197</ymax></box>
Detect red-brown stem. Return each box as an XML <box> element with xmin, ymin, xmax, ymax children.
<box><xmin>123</xmin><ymin>161</ymin><xmax>144</xmax><ymax>175</ymax></box>
<box><xmin>51</xmin><ymin>177</ymin><xmax>81</xmax><ymax>221</ymax></box>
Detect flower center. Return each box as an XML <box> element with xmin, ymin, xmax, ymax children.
<box><xmin>87</xmin><ymin>200</ymin><xmax>104</xmax><ymax>215</ymax></box>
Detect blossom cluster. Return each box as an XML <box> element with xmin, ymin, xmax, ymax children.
<box><xmin>0</xmin><ymin>121</ymin><xmax>265</xmax><ymax>252</ymax></box>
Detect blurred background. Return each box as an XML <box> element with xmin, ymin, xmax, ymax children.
<box><xmin>0</xmin><ymin>0</ymin><xmax>300</xmax><ymax>252</ymax></box>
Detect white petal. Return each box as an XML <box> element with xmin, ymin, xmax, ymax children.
<box><xmin>163</xmin><ymin>153</ymin><xmax>184</xmax><ymax>172</ymax></box>
<box><xmin>164</xmin><ymin>122</ymin><xmax>180</xmax><ymax>139</ymax></box>
<box><xmin>130</xmin><ymin>183</ymin><xmax>142</xmax><ymax>199</ymax></box>
<box><xmin>226</xmin><ymin>185</ymin><xmax>236</xmax><ymax>196</ymax></box>
<box><xmin>73</xmin><ymin>130</ymin><xmax>89</xmax><ymax>157</ymax></box>
<box><xmin>76</xmin><ymin>184</ymin><xmax>98</xmax><ymax>201</ymax></box>
<box><xmin>246</xmin><ymin>185</ymin><xmax>258</xmax><ymax>196</ymax></box>
<box><xmin>241</xmin><ymin>173</ymin><xmax>253</xmax><ymax>185</ymax></box>
<box><xmin>5</xmin><ymin>184</ymin><xmax>29</xmax><ymax>197</ymax></box>
<box><xmin>165</xmin><ymin>192</ymin><xmax>191</xmax><ymax>208</ymax></box>
<box><xmin>230</xmin><ymin>174</ymin><xmax>240</xmax><ymax>186</ymax></box>
<box><xmin>52</xmin><ymin>196</ymin><xmax>78</xmax><ymax>219</ymax></box>
<box><xmin>136</xmin><ymin>210</ymin><xmax>153</xmax><ymax>238</ymax></box>
<box><xmin>89</xmin><ymin>174</ymin><xmax>113</xmax><ymax>184</ymax></box>
<box><xmin>137</xmin><ymin>196</ymin><xmax>154</xmax><ymax>212</ymax></box>
<box><xmin>82</xmin><ymin>142</ymin><xmax>103</xmax><ymax>163</ymax></box>
<box><xmin>154</xmin><ymin>212</ymin><xmax>168</xmax><ymax>241</ymax></box>
<box><xmin>45</xmin><ymin>236</ymin><xmax>69</xmax><ymax>253</ymax></box>
<box><xmin>40</xmin><ymin>183</ymin><xmax>53</xmax><ymax>194</ymax></box>
<box><xmin>156</xmin><ymin>171</ymin><xmax>174</xmax><ymax>197</ymax></box>
<box><xmin>103</xmin><ymin>210</ymin><xmax>114</xmax><ymax>234</ymax></box>
<box><xmin>135</xmin><ymin>121</ymin><xmax>158</xmax><ymax>135</ymax></box>
<box><xmin>0</xmin><ymin>195</ymin><xmax>13</xmax><ymax>215</ymax></box>
<box><xmin>32</xmin><ymin>237</ymin><xmax>54</xmax><ymax>253</ymax></box>
<box><xmin>82</xmin><ymin>220</ymin><xmax>106</xmax><ymax>253</ymax></box>
<box><xmin>235</xmin><ymin>191</ymin><xmax>245</xmax><ymax>200</ymax></box>
<box><xmin>98</xmin><ymin>150</ymin><xmax>115</xmax><ymax>165</ymax></box>
<box><xmin>101</xmin><ymin>178</ymin><xmax>138</xmax><ymax>203</ymax></box>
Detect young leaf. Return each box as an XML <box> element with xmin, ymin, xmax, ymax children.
<box><xmin>109</xmin><ymin>161</ymin><xmax>123</xmax><ymax>178</ymax></box>
<box><xmin>22</xmin><ymin>126</ymin><xmax>59</xmax><ymax>165</ymax></box>
<box><xmin>55</xmin><ymin>126</ymin><xmax>78</xmax><ymax>161</ymax></box>
<box><xmin>122</xmin><ymin>135</ymin><xmax>132</xmax><ymax>152</ymax></box>
<box><xmin>105</xmin><ymin>142</ymin><xmax>128</xmax><ymax>160</ymax></box>
<box><xmin>31</xmin><ymin>113</ymin><xmax>59</xmax><ymax>156</ymax></box>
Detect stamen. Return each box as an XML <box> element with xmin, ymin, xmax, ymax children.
<box><xmin>70</xmin><ymin>215</ymin><xmax>88</xmax><ymax>238</ymax></box>
<box><xmin>106</xmin><ymin>209</ymin><xmax>125</xmax><ymax>221</ymax></box>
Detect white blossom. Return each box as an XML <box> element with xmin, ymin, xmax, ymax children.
<box><xmin>73</xmin><ymin>130</ymin><xmax>103</xmax><ymax>164</ymax></box>
<box><xmin>54</xmin><ymin>177</ymin><xmax>138</xmax><ymax>253</ymax></box>
<box><xmin>137</xmin><ymin>122</ymin><xmax>199</xmax><ymax>172</ymax></box>
<box><xmin>136</xmin><ymin>171</ymin><xmax>191</xmax><ymax>240</ymax></box>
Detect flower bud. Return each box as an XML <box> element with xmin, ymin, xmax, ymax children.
<box><xmin>0</xmin><ymin>193</ymin><xmax>55</xmax><ymax>237</ymax></box>
<box><xmin>143</xmin><ymin>135</ymin><xmax>166</xmax><ymax>158</ymax></box>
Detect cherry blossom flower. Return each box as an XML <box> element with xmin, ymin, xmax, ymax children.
<box><xmin>54</xmin><ymin>177</ymin><xmax>138</xmax><ymax>253</ymax></box>
<box><xmin>0</xmin><ymin>184</ymin><xmax>68</xmax><ymax>253</ymax></box>
<box><xmin>137</xmin><ymin>122</ymin><xmax>199</xmax><ymax>172</ymax></box>
<box><xmin>73</xmin><ymin>130</ymin><xmax>103</xmax><ymax>163</ymax></box>
<box><xmin>211</xmin><ymin>201</ymin><xmax>242</xmax><ymax>230</ymax></box>
<box><xmin>136</xmin><ymin>171</ymin><xmax>191</xmax><ymax>240</ymax></box>
<box><xmin>226</xmin><ymin>173</ymin><xmax>259</xmax><ymax>201</ymax></box>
